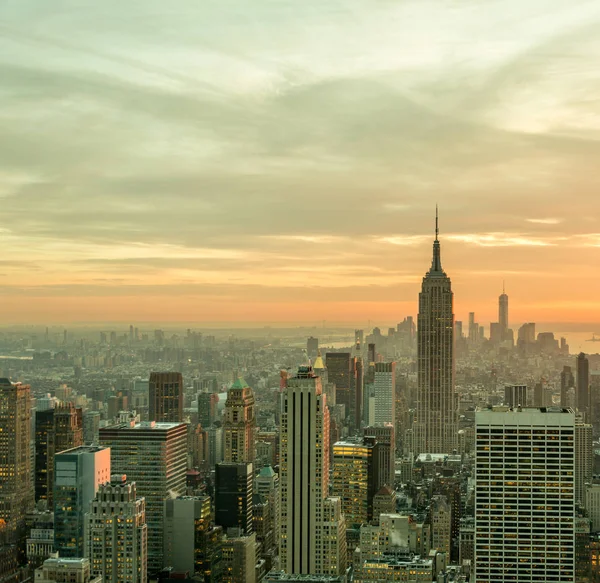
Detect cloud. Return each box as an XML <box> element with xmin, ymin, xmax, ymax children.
<box><xmin>526</xmin><ymin>218</ymin><xmax>563</xmax><ymax>224</ymax></box>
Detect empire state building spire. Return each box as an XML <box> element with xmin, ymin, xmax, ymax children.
<box><xmin>429</xmin><ymin>205</ymin><xmax>445</xmax><ymax>275</ymax></box>
<box><xmin>414</xmin><ymin>207</ymin><xmax>457</xmax><ymax>455</ymax></box>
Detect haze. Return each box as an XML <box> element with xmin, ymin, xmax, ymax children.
<box><xmin>1</xmin><ymin>0</ymin><xmax>599</xmax><ymax>324</ymax></box>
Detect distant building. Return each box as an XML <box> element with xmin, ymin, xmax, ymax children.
<box><xmin>504</xmin><ymin>385</ymin><xmax>527</xmax><ymax>408</ymax></box>
<box><xmin>577</xmin><ymin>354</ymin><xmax>590</xmax><ymax>420</ymax></box>
<box><xmin>373</xmin><ymin>362</ymin><xmax>396</xmax><ymax>425</ymax></box>
<box><xmin>149</xmin><ymin>372</ymin><xmax>184</xmax><ymax>423</ymax></box>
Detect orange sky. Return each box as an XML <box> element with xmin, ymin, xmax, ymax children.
<box><xmin>1</xmin><ymin>0</ymin><xmax>599</xmax><ymax>325</ymax></box>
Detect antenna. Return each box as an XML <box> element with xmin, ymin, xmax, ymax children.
<box><xmin>503</xmin><ymin>280</ymin><xmax>505</xmax><ymax>294</ymax></box>
<box><xmin>435</xmin><ymin>204</ymin><xmax>439</xmax><ymax>241</ymax></box>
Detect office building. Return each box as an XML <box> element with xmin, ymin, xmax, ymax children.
<box><xmin>26</xmin><ymin>510</ymin><xmax>54</xmax><ymax>569</ymax></box>
<box><xmin>83</xmin><ymin>411</ymin><xmax>101</xmax><ymax>445</ymax></box>
<box><xmin>504</xmin><ymin>385</ymin><xmax>527</xmax><ymax>408</ymax></box>
<box><xmin>256</xmin><ymin>466</ymin><xmax>279</xmax><ymax>556</ymax></box>
<box><xmin>475</xmin><ymin>407</ymin><xmax>575</xmax><ymax>582</ymax></box>
<box><xmin>363</xmin><ymin>424</ymin><xmax>395</xmax><ymax>488</ymax></box>
<box><xmin>86</xmin><ymin>474</ymin><xmax>147</xmax><ymax>583</ymax></box>
<box><xmin>198</xmin><ymin>392</ymin><xmax>219</xmax><ymax>428</ymax></box>
<box><xmin>149</xmin><ymin>372</ymin><xmax>184</xmax><ymax>423</ymax></box>
<box><xmin>561</xmin><ymin>366</ymin><xmax>575</xmax><ymax>408</ymax></box>
<box><xmin>586</xmin><ymin>483</ymin><xmax>600</xmax><ymax>532</ymax></box>
<box><xmin>577</xmin><ymin>353</ymin><xmax>590</xmax><ymax>419</ymax></box>
<box><xmin>325</xmin><ymin>353</ymin><xmax>351</xmax><ymax>421</ymax></box>
<box><xmin>575</xmin><ymin>422</ymin><xmax>593</xmax><ymax>508</ymax></box>
<box><xmin>429</xmin><ymin>495</ymin><xmax>451</xmax><ymax>557</ymax></box>
<box><xmin>164</xmin><ymin>495</ymin><xmax>211</xmax><ymax>575</ymax></box>
<box><xmin>99</xmin><ymin>421</ymin><xmax>187</xmax><ymax>575</ymax></box>
<box><xmin>46</xmin><ymin>403</ymin><xmax>84</xmax><ymax>507</ymax></box>
<box><xmin>0</xmin><ymin>379</ymin><xmax>33</xmax><ymax>563</ymax></box>
<box><xmin>307</xmin><ymin>337</ymin><xmax>319</xmax><ymax>360</ymax></box>
<box><xmin>35</xmin><ymin>557</ymin><xmax>101</xmax><ymax>583</ymax></box>
<box><xmin>280</xmin><ymin>365</ymin><xmax>346</xmax><ymax>576</ymax></box>
<box><xmin>54</xmin><ymin>446</ymin><xmax>111</xmax><ymax>558</ymax></box>
<box><xmin>373</xmin><ymin>362</ymin><xmax>396</xmax><ymax>425</ymax></box>
<box><xmin>321</xmin><ymin>498</ymin><xmax>346</xmax><ymax>577</ymax></box>
<box><xmin>372</xmin><ymin>485</ymin><xmax>397</xmax><ymax>522</ymax></box>
<box><xmin>332</xmin><ymin>438</ymin><xmax>378</xmax><ymax>527</ymax></box>
<box><xmin>223</xmin><ymin>379</ymin><xmax>256</xmax><ymax>463</ymax></box>
<box><xmin>499</xmin><ymin>287</ymin><xmax>508</xmax><ymax>334</ymax></box>
<box><xmin>35</xmin><ymin>409</ymin><xmax>55</xmax><ymax>503</ymax></box>
<box><xmin>414</xmin><ymin>212</ymin><xmax>456</xmax><ymax>454</ymax></box>
<box><xmin>215</xmin><ymin>462</ymin><xmax>253</xmax><ymax>535</ymax></box>
<box><xmin>221</xmin><ymin>531</ymin><xmax>256</xmax><ymax>583</ymax></box>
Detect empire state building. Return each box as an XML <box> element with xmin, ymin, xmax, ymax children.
<box><xmin>414</xmin><ymin>210</ymin><xmax>456</xmax><ymax>454</ymax></box>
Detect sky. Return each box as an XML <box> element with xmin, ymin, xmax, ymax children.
<box><xmin>0</xmin><ymin>0</ymin><xmax>599</xmax><ymax>326</ymax></box>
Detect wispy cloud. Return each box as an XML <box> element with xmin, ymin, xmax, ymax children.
<box><xmin>526</xmin><ymin>218</ymin><xmax>562</xmax><ymax>225</ymax></box>
<box><xmin>447</xmin><ymin>233</ymin><xmax>555</xmax><ymax>247</ymax></box>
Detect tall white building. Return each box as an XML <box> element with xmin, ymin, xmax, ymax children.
<box><xmin>373</xmin><ymin>362</ymin><xmax>396</xmax><ymax>425</ymax></box>
<box><xmin>414</xmin><ymin>211</ymin><xmax>456</xmax><ymax>454</ymax></box>
<box><xmin>86</xmin><ymin>474</ymin><xmax>147</xmax><ymax>583</ymax></box>
<box><xmin>475</xmin><ymin>407</ymin><xmax>575</xmax><ymax>582</ymax></box>
<box><xmin>279</xmin><ymin>366</ymin><xmax>345</xmax><ymax>576</ymax></box>
<box><xmin>575</xmin><ymin>421</ymin><xmax>593</xmax><ymax>508</ymax></box>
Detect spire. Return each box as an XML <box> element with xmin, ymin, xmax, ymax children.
<box><xmin>429</xmin><ymin>206</ymin><xmax>444</xmax><ymax>274</ymax></box>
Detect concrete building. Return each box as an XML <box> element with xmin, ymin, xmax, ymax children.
<box><xmin>221</xmin><ymin>531</ymin><xmax>256</xmax><ymax>583</ymax></box>
<box><xmin>429</xmin><ymin>496</ymin><xmax>451</xmax><ymax>557</ymax></box>
<box><xmin>26</xmin><ymin>510</ymin><xmax>54</xmax><ymax>570</ymax></box>
<box><xmin>223</xmin><ymin>379</ymin><xmax>256</xmax><ymax>464</ymax></box>
<box><xmin>35</xmin><ymin>557</ymin><xmax>101</xmax><ymax>583</ymax></box>
<box><xmin>475</xmin><ymin>407</ymin><xmax>575</xmax><ymax>582</ymax></box>
<box><xmin>363</xmin><ymin>424</ymin><xmax>395</xmax><ymax>489</ymax></box>
<box><xmin>83</xmin><ymin>412</ymin><xmax>101</xmax><ymax>446</ymax></box>
<box><xmin>53</xmin><ymin>446</ymin><xmax>111</xmax><ymax>558</ymax></box>
<box><xmin>149</xmin><ymin>372</ymin><xmax>183</xmax><ymax>423</ymax></box>
<box><xmin>164</xmin><ymin>496</ymin><xmax>211</xmax><ymax>574</ymax></box>
<box><xmin>280</xmin><ymin>365</ymin><xmax>345</xmax><ymax>576</ymax></box>
<box><xmin>0</xmin><ymin>379</ymin><xmax>33</xmax><ymax>563</ymax></box>
<box><xmin>414</xmin><ymin>212</ymin><xmax>456</xmax><ymax>454</ymax></box>
<box><xmin>503</xmin><ymin>385</ymin><xmax>527</xmax><ymax>408</ymax></box>
<box><xmin>99</xmin><ymin>421</ymin><xmax>187</xmax><ymax>575</ymax></box>
<box><xmin>577</xmin><ymin>354</ymin><xmax>590</xmax><ymax>420</ymax></box>
<box><xmin>586</xmin><ymin>483</ymin><xmax>600</xmax><ymax>532</ymax></box>
<box><xmin>86</xmin><ymin>475</ymin><xmax>147</xmax><ymax>583</ymax></box>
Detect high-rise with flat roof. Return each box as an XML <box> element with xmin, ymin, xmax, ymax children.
<box><xmin>414</xmin><ymin>211</ymin><xmax>456</xmax><ymax>455</ymax></box>
<box><xmin>86</xmin><ymin>474</ymin><xmax>147</xmax><ymax>583</ymax></box>
<box><xmin>475</xmin><ymin>407</ymin><xmax>575</xmax><ymax>582</ymax></box>
<box><xmin>0</xmin><ymin>379</ymin><xmax>33</xmax><ymax>564</ymax></box>
<box><xmin>53</xmin><ymin>446</ymin><xmax>111</xmax><ymax>558</ymax></box>
<box><xmin>373</xmin><ymin>362</ymin><xmax>396</xmax><ymax>425</ymax></box>
<box><xmin>215</xmin><ymin>462</ymin><xmax>254</xmax><ymax>535</ymax></box>
<box><xmin>577</xmin><ymin>353</ymin><xmax>590</xmax><ymax>420</ymax></box>
<box><xmin>279</xmin><ymin>365</ymin><xmax>346</xmax><ymax>576</ymax></box>
<box><xmin>149</xmin><ymin>372</ymin><xmax>184</xmax><ymax>423</ymax></box>
<box><xmin>99</xmin><ymin>421</ymin><xmax>187</xmax><ymax>575</ymax></box>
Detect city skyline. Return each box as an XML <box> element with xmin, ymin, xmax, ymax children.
<box><xmin>1</xmin><ymin>1</ymin><xmax>600</xmax><ymax>324</ymax></box>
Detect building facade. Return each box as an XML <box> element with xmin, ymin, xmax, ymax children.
<box><xmin>86</xmin><ymin>475</ymin><xmax>147</xmax><ymax>583</ymax></box>
<box><xmin>99</xmin><ymin>421</ymin><xmax>187</xmax><ymax>575</ymax></box>
<box><xmin>149</xmin><ymin>372</ymin><xmax>184</xmax><ymax>423</ymax></box>
<box><xmin>414</xmin><ymin>214</ymin><xmax>456</xmax><ymax>455</ymax></box>
<box><xmin>475</xmin><ymin>407</ymin><xmax>575</xmax><ymax>582</ymax></box>
<box><xmin>223</xmin><ymin>379</ymin><xmax>256</xmax><ymax>464</ymax></box>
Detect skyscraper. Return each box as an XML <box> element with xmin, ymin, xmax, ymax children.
<box><xmin>86</xmin><ymin>474</ymin><xmax>147</xmax><ymax>583</ymax></box>
<box><xmin>53</xmin><ymin>445</ymin><xmax>111</xmax><ymax>558</ymax></box>
<box><xmin>35</xmin><ymin>409</ymin><xmax>55</xmax><ymax>503</ymax></box>
<box><xmin>414</xmin><ymin>211</ymin><xmax>456</xmax><ymax>454</ymax></box>
<box><xmin>46</xmin><ymin>403</ymin><xmax>84</xmax><ymax>507</ymax></box>
<box><xmin>223</xmin><ymin>379</ymin><xmax>256</xmax><ymax>464</ymax></box>
<box><xmin>99</xmin><ymin>421</ymin><xmax>187</xmax><ymax>575</ymax></box>
<box><xmin>215</xmin><ymin>462</ymin><xmax>254</xmax><ymax>535</ymax></box>
<box><xmin>325</xmin><ymin>353</ymin><xmax>351</xmax><ymax>419</ymax></box>
<box><xmin>280</xmin><ymin>365</ymin><xmax>345</xmax><ymax>576</ymax></box>
<box><xmin>475</xmin><ymin>407</ymin><xmax>575</xmax><ymax>581</ymax></box>
<box><xmin>499</xmin><ymin>285</ymin><xmax>508</xmax><ymax>336</ymax></box>
<box><xmin>577</xmin><ymin>353</ymin><xmax>590</xmax><ymax>420</ymax></box>
<box><xmin>0</xmin><ymin>379</ymin><xmax>33</xmax><ymax>563</ymax></box>
<box><xmin>363</xmin><ymin>424</ymin><xmax>395</xmax><ymax>488</ymax></box>
<box><xmin>561</xmin><ymin>366</ymin><xmax>575</xmax><ymax>408</ymax></box>
<box><xmin>373</xmin><ymin>362</ymin><xmax>396</xmax><ymax>425</ymax></box>
<box><xmin>149</xmin><ymin>372</ymin><xmax>183</xmax><ymax>423</ymax></box>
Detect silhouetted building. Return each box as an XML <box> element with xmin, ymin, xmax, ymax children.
<box><xmin>215</xmin><ymin>463</ymin><xmax>253</xmax><ymax>535</ymax></box>
<box><xmin>577</xmin><ymin>353</ymin><xmax>590</xmax><ymax>420</ymax></box>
